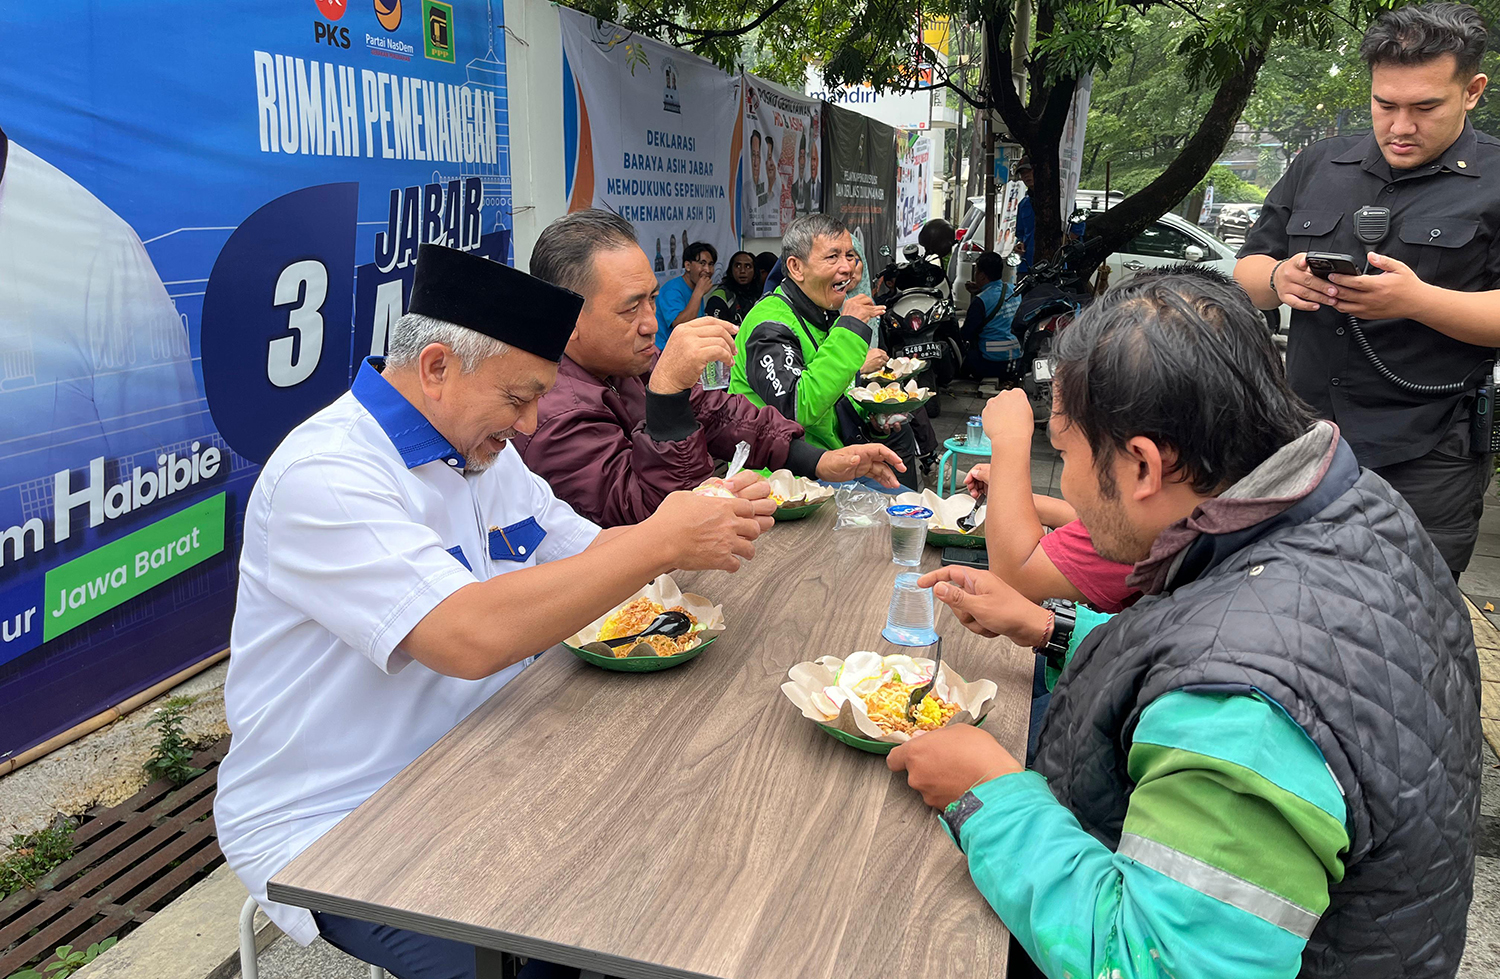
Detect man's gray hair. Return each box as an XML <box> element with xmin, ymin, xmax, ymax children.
<box><xmin>530</xmin><ymin>209</ymin><xmax>640</xmax><ymax>297</ymax></box>
<box><xmin>781</xmin><ymin>213</ymin><xmax>850</xmax><ymax>263</ymax></box>
<box><xmin>385</xmin><ymin>312</ymin><xmax>508</xmax><ymax>373</ymax></box>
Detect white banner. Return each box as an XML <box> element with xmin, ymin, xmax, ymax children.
<box><xmin>806</xmin><ymin>65</ymin><xmax>938</xmax><ymax>131</ymax></box>
<box><xmin>741</xmin><ymin>75</ymin><xmax>823</xmax><ymax>237</ymax></box>
<box><xmin>1057</xmin><ymin>74</ymin><xmax>1093</xmax><ymax>229</ymax></box>
<box><xmin>896</xmin><ymin>134</ymin><xmax>932</xmax><ymax>249</ymax></box>
<box><xmin>559</xmin><ymin>9</ymin><xmax>741</xmax><ymax>281</ymax></box>
<box><xmin>996</xmin><ymin>180</ymin><xmax>1025</xmax><ymax>258</ymax></box>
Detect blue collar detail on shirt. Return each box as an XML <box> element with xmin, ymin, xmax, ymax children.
<box><xmin>351</xmin><ymin>357</ymin><xmax>466</xmax><ymax>471</ymax></box>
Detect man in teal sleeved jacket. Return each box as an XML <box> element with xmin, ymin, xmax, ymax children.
<box><xmin>900</xmin><ymin>266</ymin><xmax>1478</xmax><ymax>979</ymax></box>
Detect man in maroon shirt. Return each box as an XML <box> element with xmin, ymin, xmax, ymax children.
<box><xmin>518</xmin><ymin>210</ymin><xmax>903</xmax><ymax>527</ymax></box>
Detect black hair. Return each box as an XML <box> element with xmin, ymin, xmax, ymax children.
<box><xmin>751</xmin><ymin>129</ymin><xmax>761</xmax><ymax>145</ymax></box>
<box><xmin>685</xmin><ymin>241</ymin><xmax>718</xmax><ymax>265</ymax></box>
<box><xmin>754</xmin><ymin>251</ymin><xmax>778</xmax><ymax>275</ymax></box>
<box><xmin>530</xmin><ymin>209</ymin><xmax>638</xmax><ymax>297</ymax></box>
<box><xmin>1134</xmin><ymin>261</ymin><xmax>1237</xmax><ymax>288</ymax></box>
<box><xmin>718</xmin><ymin>251</ymin><xmax>759</xmax><ymax>296</ymax></box>
<box><xmin>973</xmin><ymin>251</ymin><xmax>1005</xmax><ymax>282</ymax></box>
<box><xmin>1360</xmin><ymin>2</ymin><xmax>1488</xmax><ymax>77</ymax></box>
<box><xmin>1053</xmin><ymin>271</ymin><xmax>1317</xmax><ymax>496</ymax></box>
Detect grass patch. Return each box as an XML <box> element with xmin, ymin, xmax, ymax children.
<box><xmin>0</xmin><ymin>823</ymin><xmax>77</xmax><ymax>900</ymax></box>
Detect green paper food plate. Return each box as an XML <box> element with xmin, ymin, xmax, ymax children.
<box><xmin>854</xmin><ymin>393</ymin><xmax>935</xmax><ymax>416</ymax></box>
<box><xmin>816</xmin><ymin>713</ymin><xmax>989</xmax><ymax>755</ymax></box>
<box><xmin>816</xmin><ymin>723</ymin><xmax>896</xmax><ymax>754</ymax></box>
<box><xmin>774</xmin><ymin>497</ymin><xmax>832</xmax><ymax>521</ymax></box>
<box><xmin>926</xmin><ymin>528</ymin><xmax>985</xmax><ymax>549</ymax></box>
<box><xmin>564</xmin><ymin>635</ymin><xmax>717</xmax><ymax>672</ymax></box>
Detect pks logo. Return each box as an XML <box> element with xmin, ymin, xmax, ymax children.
<box><xmin>314</xmin><ymin>0</ymin><xmax>351</xmax><ymax>47</ymax></box>
<box><xmin>315</xmin><ymin>21</ymin><xmax>352</xmax><ymax>47</ymax></box>
<box><xmin>375</xmin><ymin>0</ymin><xmax>402</xmax><ymax>31</ymax></box>
<box><xmin>423</xmin><ymin>0</ymin><xmax>455</xmax><ymax>63</ymax></box>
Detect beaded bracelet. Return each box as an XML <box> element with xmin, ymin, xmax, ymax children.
<box><xmin>1269</xmin><ymin>258</ymin><xmax>1289</xmax><ymax>296</ymax></box>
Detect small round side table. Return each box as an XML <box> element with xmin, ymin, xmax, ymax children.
<box><xmin>936</xmin><ymin>436</ymin><xmax>991</xmax><ymax>498</ymax></box>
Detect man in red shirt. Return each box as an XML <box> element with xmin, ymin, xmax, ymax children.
<box><xmin>965</xmin><ymin>388</ymin><xmax>1139</xmax><ymax>613</ymax></box>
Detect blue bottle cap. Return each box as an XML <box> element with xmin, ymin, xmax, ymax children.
<box><xmin>886</xmin><ymin>504</ymin><xmax>933</xmax><ymax>520</ymax></box>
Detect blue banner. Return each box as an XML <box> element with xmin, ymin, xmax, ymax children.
<box><xmin>0</xmin><ymin>0</ymin><xmax>512</xmax><ymax>758</ymax></box>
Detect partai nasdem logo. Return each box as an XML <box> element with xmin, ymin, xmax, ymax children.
<box><xmin>374</xmin><ymin>0</ymin><xmax>401</xmax><ymax>31</ymax></box>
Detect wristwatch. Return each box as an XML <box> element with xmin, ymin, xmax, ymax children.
<box><xmin>1034</xmin><ymin>598</ymin><xmax>1077</xmax><ymax>669</ymax></box>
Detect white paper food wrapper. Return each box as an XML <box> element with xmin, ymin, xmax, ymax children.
<box><xmin>861</xmin><ymin>356</ymin><xmax>926</xmax><ymax>381</ymax></box>
<box><xmin>847</xmin><ymin>379</ymin><xmax>933</xmax><ymax>403</ymax></box>
<box><xmin>567</xmin><ymin>574</ymin><xmax>726</xmax><ymax>658</ymax></box>
<box><xmin>894</xmin><ymin>489</ymin><xmax>986</xmax><ymax>536</ymax></box>
<box><xmin>766</xmin><ymin>469</ymin><xmax>835</xmax><ymax>508</ymax></box>
<box><xmin>780</xmin><ymin>652</ymin><xmax>998</xmax><ymax>744</ymax></box>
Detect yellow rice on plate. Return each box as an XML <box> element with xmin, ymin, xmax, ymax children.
<box><xmin>862</xmin><ymin>677</ymin><xmax>962</xmax><ymax>734</ymax></box>
<box><xmin>597</xmin><ymin>598</ymin><xmax>700</xmax><ymax>657</ymax></box>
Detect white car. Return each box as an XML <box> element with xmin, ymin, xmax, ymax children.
<box><xmin>949</xmin><ymin>193</ymin><xmax>1288</xmax><ymax>329</ymax></box>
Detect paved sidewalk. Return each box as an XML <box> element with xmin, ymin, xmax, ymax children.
<box><xmin>229</xmin><ymin>934</ymin><xmax>369</xmax><ymax>979</ymax></box>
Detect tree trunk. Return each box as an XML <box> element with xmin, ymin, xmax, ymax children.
<box><xmin>981</xmin><ymin>17</ymin><xmax>1079</xmax><ymax>264</ymax></box>
<box><xmin>1079</xmin><ymin>45</ymin><xmax>1269</xmax><ymax>274</ymax></box>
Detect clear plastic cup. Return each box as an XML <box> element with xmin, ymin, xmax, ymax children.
<box><xmin>882</xmin><ymin>571</ymin><xmax>939</xmax><ymax>646</ymax></box>
<box><xmin>886</xmin><ymin>504</ymin><xmax>932</xmax><ymax>567</ymax></box>
<box><xmin>700</xmin><ymin>360</ymin><xmax>730</xmax><ymax>390</ymax></box>
<box><xmin>966</xmin><ymin>416</ymin><xmax>985</xmax><ymax>448</ymax></box>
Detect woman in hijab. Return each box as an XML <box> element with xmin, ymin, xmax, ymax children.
<box><xmin>703</xmin><ymin>251</ymin><xmax>759</xmax><ymax>324</ymax></box>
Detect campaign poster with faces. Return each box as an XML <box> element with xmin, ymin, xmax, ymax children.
<box><xmin>741</xmin><ymin>76</ymin><xmax>823</xmax><ymax>237</ymax></box>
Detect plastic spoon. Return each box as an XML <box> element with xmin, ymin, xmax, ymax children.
<box><xmin>601</xmin><ymin>610</ymin><xmax>695</xmax><ymax>648</ymax></box>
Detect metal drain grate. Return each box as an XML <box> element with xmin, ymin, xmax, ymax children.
<box><xmin>0</xmin><ymin>739</ymin><xmax>229</xmax><ymax>976</ymax></box>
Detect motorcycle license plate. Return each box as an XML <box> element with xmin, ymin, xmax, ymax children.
<box><xmin>1032</xmin><ymin>360</ymin><xmax>1053</xmax><ymax>382</ymax></box>
<box><xmin>904</xmin><ymin>342</ymin><xmax>945</xmax><ymax>360</ymax></box>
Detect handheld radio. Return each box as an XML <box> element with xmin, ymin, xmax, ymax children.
<box><xmin>1340</xmin><ymin>206</ymin><xmax>1497</xmax><ymax>452</ymax></box>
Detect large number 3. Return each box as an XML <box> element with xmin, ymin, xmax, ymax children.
<box><xmin>267</xmin><ymin>260</ymin><xmax>328</xmax><ymax>388</ymax></box>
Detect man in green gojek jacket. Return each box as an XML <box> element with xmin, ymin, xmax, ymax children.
<box><xmin>730</xmin><ymin>214</ymin><xmax>921</xmax><ymax>488</ymax></box>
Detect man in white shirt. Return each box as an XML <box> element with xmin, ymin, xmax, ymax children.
<box><xmin>214</xmin><ymin>244</ymin><xmax>773</xmax><ymax>979</ymax></box>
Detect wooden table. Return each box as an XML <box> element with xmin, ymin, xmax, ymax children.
<box><xmin>268</xmin><ymin>504</ymin><xmax>1034</xmax><ymax>979</ymax></box>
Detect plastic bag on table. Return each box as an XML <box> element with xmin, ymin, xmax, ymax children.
<box><xmin>834</xmin><ymin>484</ymin><xmax>888</xmax><ymax>530</ymax></box>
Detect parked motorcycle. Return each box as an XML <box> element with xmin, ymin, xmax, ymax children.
<box><xmin>865</xmin><ymin>243</ymin><xmax>962</xmax><ymax>477</ymax></box>
<box><xmin>1011</xmin><ymin>239</ymin><xmax>1096</xmax><ymax>420</ymax></box>
<box><xmin>874</xmin><ymin>244</ymin><xmax>964</xmax><ymax>416</ymax></box>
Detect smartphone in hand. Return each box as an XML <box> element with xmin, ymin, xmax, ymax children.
<box><xmin>1305</xmin><ymin>252</ymin><xmax>1362</xmax><ymax>278</ymax></box>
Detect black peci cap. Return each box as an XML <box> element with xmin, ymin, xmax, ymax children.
<box><xmin>408</xmin><ymin>244</ymin><xmax>583</xmax><ymax>363</ymax></box>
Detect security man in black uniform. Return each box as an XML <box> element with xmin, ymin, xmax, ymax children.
<box><xmin>1236</xmin><ymin>2</ymin><xmax>1500</xmax><ymax>576</ymax></box>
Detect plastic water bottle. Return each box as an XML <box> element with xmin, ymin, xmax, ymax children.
<box><xmin>882</xmin><ymin>572</ymin><xmax>939</xmax><ymax>646</ymax></box>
